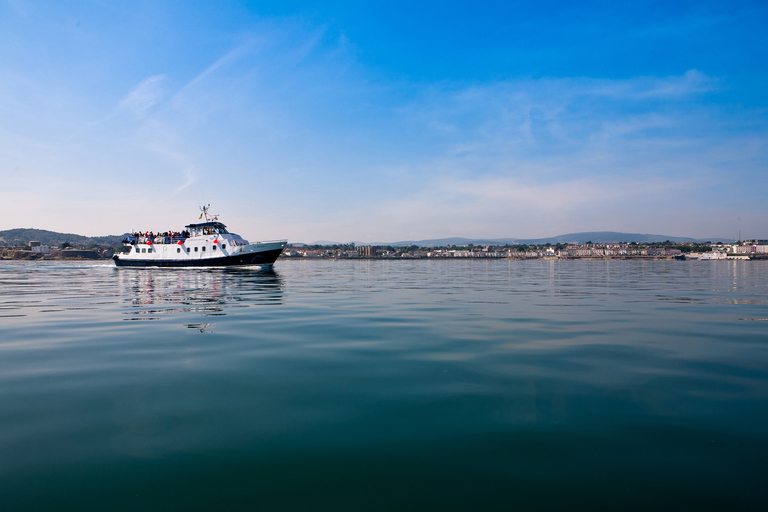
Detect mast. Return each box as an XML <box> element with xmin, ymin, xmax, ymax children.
<box><xmin>199</xmin><ymin>204</ymin><xmax>220</xmax><ymax>223</ymax></box>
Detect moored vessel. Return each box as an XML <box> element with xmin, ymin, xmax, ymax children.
<box><xmin>113</xmin><ymin>206</ymin><xmax>287</xmax><ymax>268</ymax></box>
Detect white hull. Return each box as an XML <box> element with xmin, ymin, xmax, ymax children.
<box><xmin>113</xmin><ymin>216</ymin><xmax>286</xmax><ymax>267</ymax></box>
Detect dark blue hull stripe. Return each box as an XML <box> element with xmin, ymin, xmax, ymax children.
<box><xmin>113</xmin><ymin>248</ymin><xmax>284</xmax><ymax>267</ymax></box>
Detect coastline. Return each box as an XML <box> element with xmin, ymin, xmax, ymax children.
<box><xmin>1</xmin><ymin>254</ymin><xmax>762</xmax><ymax>262</ymax></box>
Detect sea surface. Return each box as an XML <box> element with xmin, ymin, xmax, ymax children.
<box><xmin>1</xmin><ymin>259</ymin><xmax>767</xmax><ymax>511</ymax></box>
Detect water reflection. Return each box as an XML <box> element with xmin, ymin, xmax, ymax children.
<box><xmin>2</xmin><ymin>260</ymin><xmax>768</xmax><ymax>511</ymax></box>
<box><xmin>117</xmin><ymin>267</ymin><xmax>284</xmax><ymax>324</ymax></box>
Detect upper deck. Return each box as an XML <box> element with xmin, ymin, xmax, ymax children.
<box><xmin>184</xmin><ymin>222</ymin><xmax>230</xmax><ymax>237</ymax></box>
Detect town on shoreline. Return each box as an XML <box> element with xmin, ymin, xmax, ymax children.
<box><xmin>3</xmin><ymin>239</ymin><xmax>767</xmax><ymax>262</ymax></box>
<box><xmin>283</xmin><ymin>240</ymin><xmax>767</xmax><ymax>261</ymax></box>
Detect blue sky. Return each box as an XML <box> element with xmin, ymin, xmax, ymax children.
<box><xmin>1</xmin><ymin>0</ymin><xmax>766</xmax><ymax>242</ymax></box>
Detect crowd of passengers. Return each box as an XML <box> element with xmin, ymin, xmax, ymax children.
<box><xmin>128</xmin><ymin>230</ymin><xmax>191</xmax><ymax>244</ymax></box>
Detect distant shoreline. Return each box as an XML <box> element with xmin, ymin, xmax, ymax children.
<box><xmin>276</xmin><ymin>255</ymin><xmax>761</xmax><ymax>261</ymax></box>
<box><xmin>4</xmin><ymin>255</ymin><xmax>762</xmax><ymax>263</ymax></box>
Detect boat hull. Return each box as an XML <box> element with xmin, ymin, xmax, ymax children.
<box><xmin>113</xmin><ymin>247</ymin><xmax>284</xmax><ymax>268</ymax></box>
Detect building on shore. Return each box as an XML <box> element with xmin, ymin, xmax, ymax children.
<box><xmin>29</xmin><ymin>241</ymin><xmax>51</xmax><ymax>254</ymax></box>
<box><xmin>358</xmin><ymin>246</ymin><xmax>377</xmax><ymax>258</ymax></box>
<box><xmin>728</xmin><ymin>241</ymin><xmax>768</xmax><ymax>256</ymax></box>
<box><xmin>276</xmin><ymin>240</ymin><xmax>768</xmax><ymax>261</ymax></box>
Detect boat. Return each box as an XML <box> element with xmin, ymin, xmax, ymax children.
<box><xmin>113</xmin><ymin>205</ymin><xmax>287</xmax><ymax>268</ymax></box>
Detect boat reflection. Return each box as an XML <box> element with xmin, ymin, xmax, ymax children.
<box><xmin>118</xmin><ymin>267</ymin><xmax>283</xmax><ymax>325</ymax></box>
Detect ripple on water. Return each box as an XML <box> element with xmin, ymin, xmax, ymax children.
<box><xmin>1</xmin><ymin>259</ymin><xmax>768</xmax><ymax>510</ymax></box>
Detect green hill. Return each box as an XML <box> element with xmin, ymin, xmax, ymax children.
<box><xmin>0</xmin><ymin>228</ymin><xmax>126</xmax><ymax>248</ymax></box>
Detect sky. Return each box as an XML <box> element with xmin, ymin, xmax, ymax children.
<box><xmin>1</xmin><ymin>0</ymin><xmax>766</xmax><ymax>242</ymax></box>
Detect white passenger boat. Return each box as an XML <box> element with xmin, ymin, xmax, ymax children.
<box><xmin>113</xmin><ymin>206</ymin><xmax>287</xmax><ymax>268</ymax></box>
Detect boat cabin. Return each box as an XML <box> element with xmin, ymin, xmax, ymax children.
<box><xmin>184</xmin><ymin>221</ymin><xmax>230</xmax><ymax>237</ymax></box>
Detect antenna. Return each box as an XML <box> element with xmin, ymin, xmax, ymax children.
<box><xmin>198</xmin><ymin>204</ymin><xmax>219</xmax><ymax>222</ymax></box>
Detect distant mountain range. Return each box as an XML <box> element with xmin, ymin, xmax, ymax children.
<box><xmin>0</xmin><ymin>228</ymin><xmax>126</xmax><ymax>248</ymax></box>
<box><xmin>310</xmin><ymin>231</ymin><xmax>734</xmax><ymax>247</ymax></box>
<box><xmin>1</xmin><ymin>228</ymin><xmax>733</xmax><ymax>249</ymax></box>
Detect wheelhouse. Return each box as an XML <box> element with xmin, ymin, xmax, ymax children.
<box><xmin>184</xmin><ymin>221</ymin><xmax>230</xmax><ymax>237</ymax></box>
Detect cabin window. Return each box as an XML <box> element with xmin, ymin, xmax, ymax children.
<box><xmin>202</xmin><ymin>246</ymin><xmax>206</xmax><ymax>252</ymax></box>
<box><xmin>177</xmin><ymin>248</ymin><xmax>180</xmax><ymax>253</ymax></box>
<box><xmin>194</xmin><ymin>247</ymin><xmax>198</xmax><ymax>252</ymax></box>
<box><xmin>221</xmin><ymin>244</ymin><xmax>226</xmax><ymax>249</ymax></box>
<box><xmin>212</xmin><ymin>245</ymin><xmax>217</xmax><ymax>251</ymax></box>
<box><xmin>142</xmin><ymin>248</ymin><xmax>146</xmax><ymax>253</ymax></box>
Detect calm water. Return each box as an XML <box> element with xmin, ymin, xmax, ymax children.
<box><xmin>1</xmin><ymin>259</ymin><xmax>767</xmax><ymax>510</ymax></box>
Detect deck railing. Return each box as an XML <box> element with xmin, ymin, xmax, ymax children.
<box><xmin>123</xmin><ymin>236</ymin><xmax>188</xmax><ymax>245</ymax></box>
<box><xmin>124</xmin><ymin>236</ymin><xmax>286</xmax><ymax>245</ymax></box>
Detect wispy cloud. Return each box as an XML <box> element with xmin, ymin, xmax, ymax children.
<box><xmin>178</xmin><ymin>40</ymin><xmax>257</xmax><ymax>94</ymax></box>
<box><xmin>437</xmin><ymin>174</ymin><xmax>694</xmax><ymax>207</ymax></box>
<box><xmin>278</xmin><ymin>68</ymin><xmax>758</xmax><ymax>240</ymax></box>
<box><xmin>2</xmin><ymin>4</ymin><xmax>764</xmax><ymax>241</ymax></box>
<box><xmin>173</xmin><ymin>166</ymin><xmax>197</xmax><ymax>195</ymax></box>
<box><xmin>311</xmin><ymin>172</ymin><xmax>706</xmax><ymax>241</ymax></box>
<box><xmin>118</xmin><ymin>75</ymin><xmax>166</xmax><ymax>118</ymax></box>
<box><xmin>396</xmin><ymin>70</ymin><xmax>720</xmax><ymax>179</ymax></box>
<box><xmin>589</xmin><ymin>69</ymin><xmax>715</xmax><ymax>99</ymax></box>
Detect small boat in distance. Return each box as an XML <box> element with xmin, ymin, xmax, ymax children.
<box><xmin>113</xmin><ymin>205</ymin><xmax>287</xmax><ymax>268</ymax></box>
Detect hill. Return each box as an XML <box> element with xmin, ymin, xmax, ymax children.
<box><xmin>0</xmin><ymin>228</ymin><xmax>126</xmax><ymax>248</ymax></box>
<box><xmin>311</xmin><ymin>232</ymin><xmax>732</xmax><ymax>247</ymax></box>
<box><xmin>506</xmin><ymin>231</ymin><xmax>729</xmax><ymax>245</ymax></box>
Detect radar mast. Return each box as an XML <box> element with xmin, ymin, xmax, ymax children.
<box><xmin>199</xmin><ymin>204</ymin><xmax>220</xmax><ymax>223</ymax></box>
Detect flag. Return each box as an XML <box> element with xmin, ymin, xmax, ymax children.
<box><xmin>199</xmin><ymin>213</ymin><xmax>203</xmax><ymax>219</ymax></box>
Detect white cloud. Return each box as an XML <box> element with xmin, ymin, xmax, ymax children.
<box><xmin>118</xmin><ymin>75</ymin><xmax>166</xmax><ymax>118</ymax></box>
<box><xmin>173</xmin><ymin>166</ymin><xmax>197</xmax><ymax>195</ymax></box>
<box><xmin>595</xmin><ymin>69</ymin><xmax>714</xmax><ymax>99</ymax></box>
<box><xmin>1</xmin><ymin>4</ymin><xmax>764</xmax><ymax>242</ymax></box>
